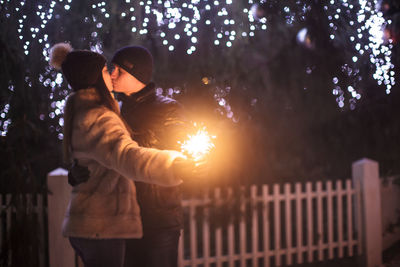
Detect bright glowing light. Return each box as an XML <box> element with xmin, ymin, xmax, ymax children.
<box><xmin>179</xmin><ymin>124</ymin><xmax>216</xmax><ymax>161</ymax></box>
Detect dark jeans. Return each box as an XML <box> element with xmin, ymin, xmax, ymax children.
<box><xmin>69</xmin><ymin>237</ymin><xmax>126</xmax><ymax>267</ymax></box>
<box><xmin>124</xmin><ymin>229</ymin><xmax>181</xmax><ymax>267</ymax></box>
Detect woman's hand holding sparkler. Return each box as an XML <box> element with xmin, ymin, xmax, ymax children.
<box><xmin>172</xmin><ymin>157</ymin><xmax>209</xmax><ymax>180</ymax></box>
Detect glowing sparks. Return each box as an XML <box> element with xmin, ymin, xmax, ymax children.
<box><xmin>179</xmin><ymin>124</ymin><xmax>216</xmax><ymax>161</ymax></box>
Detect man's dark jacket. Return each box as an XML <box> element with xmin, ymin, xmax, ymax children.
<box><xmin>117</xmin><ymin>82</ymin><xmax>187</xmax><ymax>232</ymax></box>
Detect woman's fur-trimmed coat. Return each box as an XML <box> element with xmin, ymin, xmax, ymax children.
<box><xmin>62</xmin><ymin>87</ymin><xmax>183</xmax><ymax>239</ymax></box>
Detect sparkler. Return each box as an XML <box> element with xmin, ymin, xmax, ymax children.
<box><xmin>179</xmin><ymin>123</ymin><xmax>216</xmax><ymax>161</ymax></box>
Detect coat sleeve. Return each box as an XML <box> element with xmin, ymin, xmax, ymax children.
<box><xmin>72</xmin><ymin>106</ymin><xmax>184</xmax><ymax>187</ymax></box>
<box><xmin>155</xmin><ymin>100</ymin><xmax>191</xmax><ymax>150</ymax></box>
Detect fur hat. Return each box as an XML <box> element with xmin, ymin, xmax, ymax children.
<box><xmin>111</xmin><ymin>46</ymin><xmax>153</xmax><ymax>85</ymax></box>
<box><xmin>49</xmin><ymin>43</ymin><xmax>106</xmax><ymax>91</ymax></box>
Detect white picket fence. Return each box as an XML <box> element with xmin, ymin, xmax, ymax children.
<box><xmin>0</xmin><ymin>158</ymin><xmax>394</xmax><ymax>267</ymax></box>
<box><xmin>178</xmin><ymin>180</ymin><xmax>362</xmax><ymax>267</ymax></box>
<box><xmin>175</xmin><ymin>158</ymin><xmax>384</xmax><ymax>267</ymax></box>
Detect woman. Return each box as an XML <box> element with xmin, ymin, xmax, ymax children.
<box><xmin>49</xmin><ymin>43</ymin><xmax>189</xmax><ymax>267</ymax></box>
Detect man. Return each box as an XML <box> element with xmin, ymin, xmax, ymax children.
<box><xmin>111</xmin><ymin>46</ymin><xmax>188</xmax><ymax>267</ymax></box>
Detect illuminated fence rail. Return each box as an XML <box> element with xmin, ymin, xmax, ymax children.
<box><xmin>0</xmin><ymin>193</ymin><xmax>47</xmax><ymax>267</ymax></box>
<box><xmin>178</xmin><ymin>180</ymin><xmax>362</xmax><ymax>267</ymax></box>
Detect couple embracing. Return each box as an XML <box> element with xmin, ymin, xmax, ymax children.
<box><xmin>50</xmin><ymin>43</ymin><xmax>202</xmax><ymax>267</ymax></box>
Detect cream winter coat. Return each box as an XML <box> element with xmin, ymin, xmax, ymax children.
<box><xmin>61</xmin><ymin>87</ymin><xmax>183</xmax><ymax>239</ymax></box>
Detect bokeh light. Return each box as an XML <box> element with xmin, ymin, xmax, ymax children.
<box><xmin>1</xmin><ymin>0</ymin><xmax>397</xmax><ymax>136</ymax></box>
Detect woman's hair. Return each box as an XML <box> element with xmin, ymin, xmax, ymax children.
<box><xmin>62</xmin><ymin>73</ymin><xmax>120</xmax><ymax>164</ymax></box>
<box><xmin>94</xmin><ymin>73</ymin><xmax>119</xmax><ymax>114</ymax></box>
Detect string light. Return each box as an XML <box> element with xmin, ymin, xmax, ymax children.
<box><xmin>2</xmin><ymin>0</ymin><xmax>397</xmax><ymax>136</ymax></box>
<box><xmin>324</xmin><ymin>0</ymin><xmax>395</xmax><ymax>108</ymax></box>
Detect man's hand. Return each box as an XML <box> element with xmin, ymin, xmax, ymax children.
<box><xmin>68</xmin><ymin>159</ymin><xmax>90</xmax><ymax>186</ymax></box>
<box><xmin>172</xmin><ymin>157</ymin><xmax>209</xmax><ymax>181</ymax></box>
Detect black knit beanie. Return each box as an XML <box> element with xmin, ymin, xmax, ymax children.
<box><xmin>62</xmin><ymin>51</ymin><xmax>106</xmax><ymax>91</ymax></box>
<box><xmin>111</xmin><ymin>46</ymin><xmax>153</xmax><ymax>85</ymax></box>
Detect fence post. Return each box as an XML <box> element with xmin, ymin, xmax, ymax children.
<box><xmin>47</xmin><ymin>168</ymin><xmax>76</xmax><ymax>267</ymax></box>
<box><xmin>352</xmin><ymin>158</ymin><xmax>382</xmax><ymax>267</ymax></box>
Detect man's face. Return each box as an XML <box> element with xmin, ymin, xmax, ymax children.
<box><xmin>110</xmin><ymin>65</ymin><xmax>145</xmax><ymax>95</ymax></box>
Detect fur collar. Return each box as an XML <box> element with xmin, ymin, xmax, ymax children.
<box><xmin>67</xmin><ymin>87</ymin><xmax>102</xmax><ymax>112</ymax></box>
<box><xmin>65</xmin><ymin>87</ymin><xmax>119</xmax><ymax>113</ymax></box>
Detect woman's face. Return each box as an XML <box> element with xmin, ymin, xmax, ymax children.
<box><xmin>102</xmin><ymin>66</ymin><xmax>113</xmax><ymax>92</ymax></box>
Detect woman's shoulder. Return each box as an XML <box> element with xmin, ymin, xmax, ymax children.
<box><xmin>66</xmin><ymin>88</ymin><xmax>118</xmax><ymax>125</ymax></box>
<box><xmin>66</xmin><ymin>87</ymin><xmax>101</xmax><ymax>110</ymax></box>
